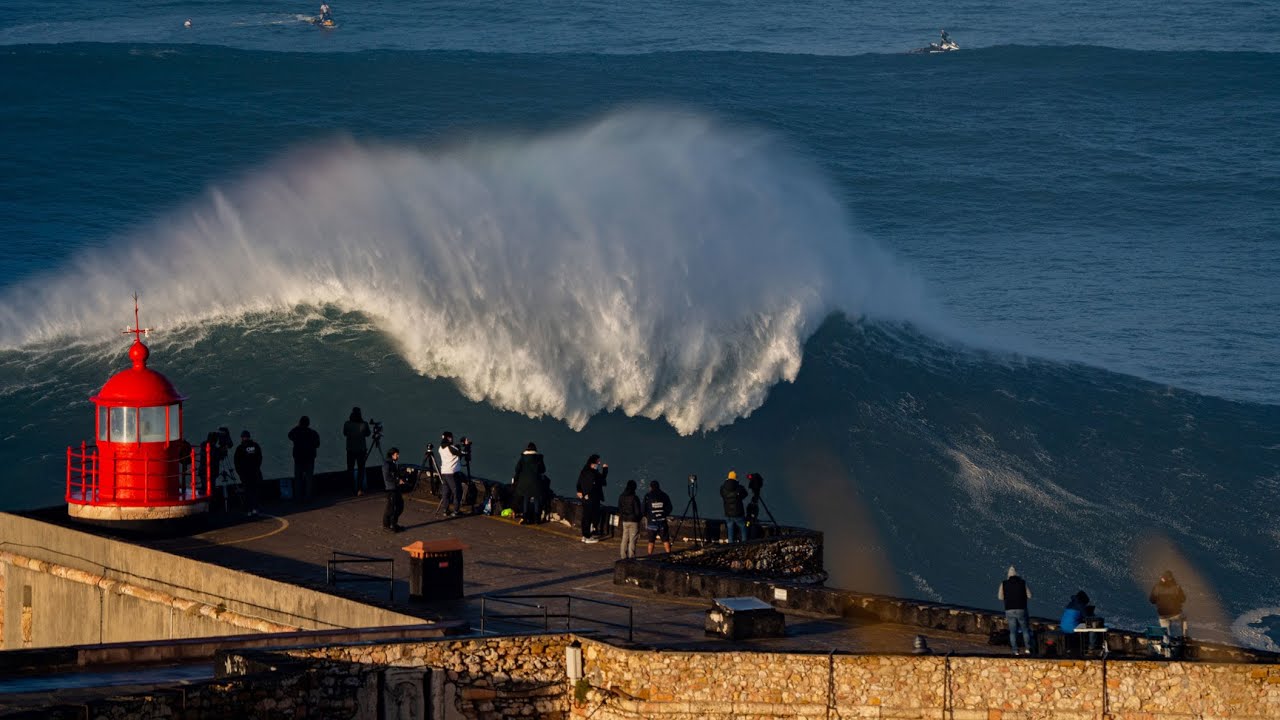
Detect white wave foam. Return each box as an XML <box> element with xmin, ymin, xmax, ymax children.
<box><xmin>0</xmin><ymin>109</ymin><xmax>937</xmax><ymax>433</ymax></box>
<box><xmin>1232</xmin><ymin>608</ymin><xmax>1280</xmax><ymax>653</ymax></box>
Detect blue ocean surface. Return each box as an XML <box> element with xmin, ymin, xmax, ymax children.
<box><xmin>1</xmin><ymin>1</ymin><xmax>1277</xmax><ymax>648</ymax></box>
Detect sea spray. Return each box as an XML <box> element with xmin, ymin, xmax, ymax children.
<box><xmin>0</xmin><ymin>109</ymin><xmax>935</xmax><ymax>433</ymax></box>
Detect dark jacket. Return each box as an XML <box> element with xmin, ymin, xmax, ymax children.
<box><xmin>1149</xmin><ymin>579</ymin><xmax>1186</xmax><ymax>617</ymax></box>
<box><xmin>513</xmin><ymin>451</ymin><xmax>546</xmax><ymax>498</ymax></box>
<box><xmin>577</xmin><ymin>465</ymin><xmax>608</xmax><ymax>501</ymax></box>
<box><xmin>720</xmin><ymin>479</ymin><xmax>747</xmax><ymax>518</ymax></box>
<box><xmin>617</xmin><ymin>490</ymin><xmax>643</xmax><ymax>522</ymax></box>
<box><xmin>343</xmin><ymin>419</ymin><xmax>370</xmax><ymax>454</ymax></box>
<box><xmin>1000</xmin><ymin>576</ymin><xmax>1029</xmax><ymax>611</ymax></box>
<box><xmin>383</xmin><ymin>458</ymin><xmax>401</xmax><ymax>492</ymax></box>
<box><xmin>288</xmin><ymin>425</ymin><xmax>321</xmax><ymax>462</ymax></box>
<box><xmin>233</xmin><ymin>440</ymin><xmax>263</xmax><ymax>482</ymax></box>
<box><xmin>643</xmin><ymin>490</ymin><xmax>672</xmax><ymax>524</ymax></box>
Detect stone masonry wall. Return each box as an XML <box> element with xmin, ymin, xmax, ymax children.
<box><xmin>574</xmin><ymin>637</ymin><xmax>1280</xmax><ymax>719</ymax></box>
<box><xmin>8</xmin><ymin>633</ymin><xmax>1279</xmax><ymax>719</ymax></box>
<box><xmin>285</xmin><ymin>633</ymin><xmax>572</xmax><ymax>719</ymax></box>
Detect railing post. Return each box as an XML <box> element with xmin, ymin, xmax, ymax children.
<box><xmin>65</xmin><ymin>446</ymin><xmax>72</xmax><ymax>502</ymax></box>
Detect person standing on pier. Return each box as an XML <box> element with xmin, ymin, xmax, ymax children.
<box><xmin>343</xmin><ymin>407</ymin><xmax>371</xmax><ymax>495</ymax></box>
<box><xmin>576</xmin><ymin>454</ymin><xmax>608</xmax><ymax>543</ymax></box>
<box><xmin>720</xmin><ymin>470</ymin><xmax>748</xmax><ymax>543</ymax></box>
<box><xmin>437</xmin><ymin>432</ymin><xmax>469</xmax><ymax>516</ymax></box>
<box><xmin>1149</xmin><ymin>570</ymin><xmax>1187</xmax><ymax>641</ymax></box>
<box><xmin>382</xmin><ymin>447</ymin><xmax>406</xmax><ymax>532</ymax></box>
<box><xmin>998</xmin><ymin>565</ymin><xmax>1033</xmax><ymax>655</ymax></box>
<box><xmin>644</xmin><ymin>480</ymin><xmax>673</xmax><ymax>554</ymax></box>
<box><xmin>287</xmin><ymin>416</ymin><xmax>320</xmax><ymax>501</ymax></box>
<box><xmin>233</xmin><ymin>430</ymin><xmax>264</xmax><ymax>516</ymax></box>
<box><xmin>616</xmin><ymin>480</ymin><xmax>643</xmax><ymax>559</ymax></box>
<box><xmin>513</xmin><ymin>442</ymin><xmax>546</xmax><ymax>525</ymax></box>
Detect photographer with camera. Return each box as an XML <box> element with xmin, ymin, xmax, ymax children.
<box><xmin>343</xmin><ymin>407</ymin><xmax>371</xmax><ymax>496</ymax></box>
<box><xmin>437</xmin><ymin>431</ymin><xmax>471</xmax><ymax>516</ymax></box>
<box><xmin>643</xmin><ymin>480</ymin><xmax>673</xmax><ymax>554</ymax></box>
<box><xmin>382</xmin><ymin>447</ymin><xmax>408</xmax><ymax>532</ymax></box>
<box><xmin>576</xmin><ymin>454</ymin><xmax>608</xmax><ymax>543</ymax></box>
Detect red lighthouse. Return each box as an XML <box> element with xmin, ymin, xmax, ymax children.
<box><xmin>66</xmin><ymin>300</ymin><xmax>210</xmax><ymax>523</ymax></box>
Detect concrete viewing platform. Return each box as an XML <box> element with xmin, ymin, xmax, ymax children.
<box><xmin>12</xmin><ymin>479</ymin><xmax>990</xmax><ymax>657</ymax></box>
<box><xmin>3</xmin><ymin>472</ymin><xmax>1280</xmax><ymax>718</ymax></box>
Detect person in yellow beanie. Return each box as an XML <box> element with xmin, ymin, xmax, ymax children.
<box><xmin>720</xmin><ymin>470</ymin><xmax>748</xmax><ymax>543</ymax></box>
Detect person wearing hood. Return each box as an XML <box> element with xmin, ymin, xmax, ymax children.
<box><xmin>616</xmin><ymin>480</ymin><xmax>643</xmax><ymax>559</ymax></box>
<box><xmin>512</xmin><ymin>442</ymin><xmax>546</xmax><ymax>525</ymax></box>
<box><xmin>998</xmin><ymin>565</ymin><xmax>1033</xmax><ymax>655</ymax></box>
<box><xmin>1149</xmin><ymin>570</ymin><xmax>1187</xmax><ymax>641</ymax></box>
<box><xmin>720</xmin><ymin>470</ymin><xmax>748</xmax><ymax>543</ymax></box>
<box><xmin>576</xmin><ymin>454</ymin><xmax>608</xmax><ymax>543</ymax></box>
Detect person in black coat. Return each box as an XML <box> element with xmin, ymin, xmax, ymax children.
<box><xmin>720</xmin><ymin>470</ymin><xmax>748</xmax><ymax>543</ymax></box>
<box><xmin>287</xmin><ymin>416</ymin><xmax>320</xmax><ymax>501</ymax></box>
<box><xmin>382</xmin><ymin>447</ymin><xmax>407</xmax><ymax>532</ymax></box>
<box><xmin>643</xmin><ymin>480</ymin><xmax>673</xmax><ymax>554</ymax></box>
<box><xmin>616</xmin><ymin>480</ymin><xmax>643</xmax><ymax>559</ymax></box>
<box><xmin>512</xmin><ymin>443</ymin><xmax>546</xmax><ymax>525</ymax></box>
<box><xmin>576</xmin><ymin>454</ymin><xmax>608</xmax><ymax>543</ymax></box>
<box><xmin>1149</xmin><ymin>570</ymin><xmax>1187</xmax><ymax>640</ymax></box>
<box><xmin>233</xmin><ymin>429</ymin><xmax>264</xmax><ymax>516</ymax></box>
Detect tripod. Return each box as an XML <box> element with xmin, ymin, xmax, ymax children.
<box><xmin>360</xmin><ymin>426</ymin><xmax>385</xmax><ymax>494</ymax></box>
<box><xmin>672</xmin><ymin>476</ymin><xmax>704</xmax><ymax>546</ymax></box>
<box><xmin>214</xmin><ymin>468</ymin><xmax>241</xmax><ymax>513</ymax></box>
<box><xmin>750</xmin><ymin>492</ymin><xmax>777</xmax><ymax>525</ymax></box>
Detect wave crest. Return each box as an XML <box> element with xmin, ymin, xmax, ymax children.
<box><xmin>0</xmin><ymin>109</ymin><xmax>935</xmax><ymax>433</ymax></box>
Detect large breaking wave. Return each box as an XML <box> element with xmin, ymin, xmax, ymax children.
<box><xmin>0</xmin><ymin>110</ymin><xmax>937</xmax><ymax>433</ymax></box>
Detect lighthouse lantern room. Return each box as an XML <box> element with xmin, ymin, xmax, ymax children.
<box><xmin>66</xmin><ymin>300</ymin><xmax>210</xmax><ymax>523</ymax></box>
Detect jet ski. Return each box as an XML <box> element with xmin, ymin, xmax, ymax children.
<box><xmin>911</xmin><ymin>36</ymin><xmax>959</xmax><ymax>54</ymax></box>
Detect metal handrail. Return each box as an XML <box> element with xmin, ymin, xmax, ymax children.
<box><xmin>326</xmin><ymin>551</ymin><xmax>395</xmax><ymax>601</ymax></box>
<box><xmin>479</xmin><ymin>593</ymin><xmax>633</xmax><ymax>641</ymax></box>
<box><xmin>67</xmin><ymin>443</ymin><xmax>208</xmax><ymax>507</ymax></box>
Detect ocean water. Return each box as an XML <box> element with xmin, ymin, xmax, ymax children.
<box><xmin>1</xmin><ymin>1</ymin><xmax>1277</xmax><ymax>648</ymax></box>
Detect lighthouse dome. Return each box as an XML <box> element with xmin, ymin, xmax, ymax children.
<box><xmin>91</xmin><ymin>340</ymin><xmax>187</xmax><ymax>407</ymax></box>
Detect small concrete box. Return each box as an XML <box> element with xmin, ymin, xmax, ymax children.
<box><xmin>705</xmin><ymin>597</ymin><xmax>785</xmax><ymax>640</ymax></box>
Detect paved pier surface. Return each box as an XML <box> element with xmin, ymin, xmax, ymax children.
<box><xmin>30</xmin><ymin>488</ymin><xmax>994</xmax><ymax>656</ymax></box>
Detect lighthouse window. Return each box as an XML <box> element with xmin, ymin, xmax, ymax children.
<box><xmin>139</xmin><ymin>406</ymin><xmax>167</xmax><ymax>443</ymax></box>
<box><xmin>167</xmin><ymin>404</ymin><xmax>181</xmax><ymax>442</ymax></box>
<box><xmin>109</xmin><ymin>407</ymin><xmax>136</xmax><ymax>442</ymax></box>
<box><xmin>98</xmin><ymin>406</ymin><xmax>108</xmax><ymax>441</ymax></box>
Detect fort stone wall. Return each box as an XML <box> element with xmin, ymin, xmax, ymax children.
<box><xmin>9</xmin><ymin>633</ymin><xmax>1279</xmax><ymax>719</ymax></box>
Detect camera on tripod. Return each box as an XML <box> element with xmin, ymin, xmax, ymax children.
<box><xmin>687</xmin><ymin>473</ymin><xmax>698</xmax><ymax>496</ymax></box>
<box><xmin>369</xmin><ymin>419</ymin><xmax>384</xmax><ymax>443</ymax></box>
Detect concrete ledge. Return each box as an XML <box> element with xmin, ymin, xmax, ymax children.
<box><xmin>0</xmin><ymin>621</ymin><xmax>468</xmax><ymax>674</ymax></box>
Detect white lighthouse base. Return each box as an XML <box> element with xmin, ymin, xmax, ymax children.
<box><xmin>68</xmin><ymin>501</ymin><xmax>209</xmax><ymax>522</ymax></box>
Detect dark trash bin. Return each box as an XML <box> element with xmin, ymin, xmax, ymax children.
<box><xmin>403</xmin><ymin>539</ymin><xmax>467</xmax><ymax>602</ymax></box>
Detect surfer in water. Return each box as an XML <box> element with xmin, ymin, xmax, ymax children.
<box><xmin>318</xmin><ymin>3</ymin><xmax>333</xmax><ymax>25</ymax></box>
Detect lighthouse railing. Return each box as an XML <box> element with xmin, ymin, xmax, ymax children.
<box><xmin>66</xmin><ymin>442</ymin><xmax>100</xmax><ymax>504</ymax></box>
<box><xmin>67</xmin><ymin>443</ymin><xmax>210</xmax><ymax>507</ymax></box>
